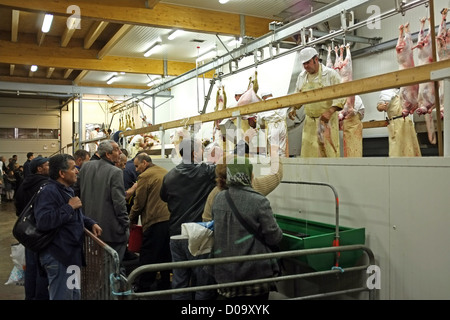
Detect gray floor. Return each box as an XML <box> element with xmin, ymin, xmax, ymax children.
<box><xmin>0</xmin><ymin>200</ymin><xmax>26</xmax><ymax>300</ymax></box>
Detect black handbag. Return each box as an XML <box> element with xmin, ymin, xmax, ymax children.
<box><xmin>12</xmin><ymin>184</ymin><xmax>58</xmax><ymax>252</ymax></box>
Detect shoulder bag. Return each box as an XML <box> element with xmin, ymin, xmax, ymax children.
<box><xmin>12</xmin><ymin>184</ymin><xmax>59</xmax><ymax>252</ymax></box>
<box><xmin>224</xmin><ymin>190</ymin><xmax>283</xmax><ymax>275</ymax></box>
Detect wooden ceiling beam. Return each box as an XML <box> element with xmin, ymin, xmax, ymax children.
<box><xmin>0</xmin><ymin>0</ymin><xmax>272</xmax><ymax>38</ymax></box>
<box><xmin>73</xmin><ymin>70</ymin><xmax>89</xmax><ymax>85</ymax></box>
<box><xmin>145</xmin><ymin>0</ymin><xmax>161</xmax><ymax>9</ymax></box>
<box><xmin>63</xmin><ymin>69</ymin><xmax>73</xmax><ymax>79</ymax></box>
<box><xmin>84</xmin><ymin>21</ymin><xmax>109</xmax><ymax>49</ymax></box>
<box><xmin>46</xmin><ymin>67</ymin><xmax>55</xmax><ymax>78</ymax></box>
<box><xmin>0</xmin><ymin>39</ymin><xmax>198</xmax><ymax>75</ymax></box>
<box><xmin>0</xmin><ymin>75</ymin><xmax>72</xmax><ymax>85</ymax></box>
<box><xmin>11</xmin><ymin>9</ymin><xmax>19</xmax><ymax>42</ymax></box>
<box><xmin>61</xmin><ymin>24</ymin><xmax>77</xmax><ymax>47</ymax></box>
<box><xmin>97</xmin><ymin>24</ymin><xmax>133</xmax><ymax>60</ymax></box>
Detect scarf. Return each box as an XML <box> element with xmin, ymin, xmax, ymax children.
<box><xmin>226</xmin><ymin>156</ymin><xmax>253</xmax><ymax>187</ymax></box>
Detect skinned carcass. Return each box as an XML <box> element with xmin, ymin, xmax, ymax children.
<box><xmin>213</xmin><ymin>85</ymin><xmax>227</xmax><ymax>144</ymax></box>
<box><xmin>237</xmin><ymin>71</ymin><xmax>261</xmax><ymax>106</ymax></box>
<box><xmin>414</xmin><ymin>18</ymin><xmax>435</xmax><ymax>115</ymax></box>
<box><xmin>437</xmin><ymin>8</ymin><xmax>450</xmax><ymax>119</ymax></box>
<box><xmin>413</xmin><ymin>17</ymin><xmax>436</xmax><ymax>144</ymax></box>
<box><xmin>326</xmin><ymin>46</ymin><xmax>333</xmax><ymax>68</ymax></box>
<box><xmin>396</xmin><ymin>23</ymin><xmax>419</xmax><ymax>116</ymax></box>
<box><xmin>337</xmin><ymin>44</ymin><xmax>355</xmax><ymax>119</ymax></box>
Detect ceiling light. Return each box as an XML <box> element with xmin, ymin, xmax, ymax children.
<box><xmin>196</xmin><ymin>45</ymin><xmax>218</xmax><ymax>62</ymax></box>
<box><xmin>41</xmin><ymin>14</ymin><xmax>54</xmax><ymax>33</ymax></box>
<box><xmin>219</xmin><ymin>0</ymin><xmax>230</xmax><ymax>4</ymax></box>
<box><xmin>168</xmin><ymin>29</ymin><xmax>184</xmax><ymax>40</ymax></box>
<box><xmin>144</xmin><ymin>42</ymin><xmax>162</xmax><ymax>57</ymax></box>
<box><xmin>30</xmin><ymin>65</ymin><xmax>38</xmax><ymax>72</ymax></box>
<box><xmin>106</xmin><ymin>75</ymin><xmax>117</xmax><ymax>85</ymax></box>
<box><xmin>196</xmin><ymin>50</ymin><xmax>217</xmax><ymax>63</ymax></box>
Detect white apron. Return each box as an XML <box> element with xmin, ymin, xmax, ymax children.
<box><xmin>387</xmin><ymin>95</ymin><xmax>422</xmax><ymax>157</ymax></box>
<box><xmin>300</xmin><ymin>69</ymin><xmax>340</xmax><ymax>158</ymax></box>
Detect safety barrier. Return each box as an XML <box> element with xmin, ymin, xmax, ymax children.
<box><xmin>124</xmin><ymin>244</ymin><xmax>377</xmax><ymax>300</ymax></box>
<box><xmin>81</xmin><ymin>228</ymin><xmax>126</xmax><ymax>300</ymax></box>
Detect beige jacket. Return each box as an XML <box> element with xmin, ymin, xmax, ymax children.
<box><xmin>129</xmin><ymin>165</ymin><xmax>170</xmax><ymax>232</ymax></box>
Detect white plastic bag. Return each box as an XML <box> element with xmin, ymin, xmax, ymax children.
<box><xmin>181</xmin><ymin>221</ymin><xmax>214</xmax><ymax>256</ymax></box>
<box><xmin>5</xmin><ymin>243</ymin><xmax>26</xmax><ymax>286</ymax></box>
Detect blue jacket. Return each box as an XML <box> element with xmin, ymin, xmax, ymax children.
<box><xmin>34</xmin><ymin>179</ymin><xmax>96</xmax><ymax>267</ymax></box>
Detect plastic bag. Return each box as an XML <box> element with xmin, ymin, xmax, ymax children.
<box><xmin>5</xmin><ymin>243</ymin><xmax>25</xmax><ymax>286</ymax></box>
<box><xmin>181</xmin><ymin>221</ymin><xmax>214</xmax><ymax>256</ymax></box>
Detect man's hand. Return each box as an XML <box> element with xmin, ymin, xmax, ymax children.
<box><xmin>68</xmin><ymin>196</ymin><xmax>82</xmax><ymax>210</ymax></box>
<box><xmin>320</xmin><ymin>106</ymin><xmax>339</xmax><ymax>123</ymax></box>
<box><xmin>288</xmin><ymin>107</ymin><xmax>297</xmax><ymax>120</ymax></box>
<box><xmin>92</xmin><ymin>224</ymin><xmax>102</xmax><ymax>237</ymax></box>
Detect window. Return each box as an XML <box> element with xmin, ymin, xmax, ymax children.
<box><xmin>0</xmin><ymin>128</ymin><xmax>59</xmax><ymax>139</ymax></box>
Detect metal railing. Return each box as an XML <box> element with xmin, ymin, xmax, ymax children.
<box><xmin>81</xmin><ymin>228</ymin><xmax>126</xmax><ymax>300</ymax></box>
<box><xmin>124</xmin><ymin>244</ymin><xmax>377</xmax><ymax>300</ymax></box>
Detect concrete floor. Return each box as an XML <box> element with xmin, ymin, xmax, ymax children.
<box><xmin>0</xmin><ymin>200</ymin><xmax>25</xmax><ymax>300</ymax></box>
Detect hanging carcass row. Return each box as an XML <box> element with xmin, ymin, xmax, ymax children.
<box><xmin>336</xmin><ymin>43</ymin><xmax>355</xmax><ymax>120</ymax></box>
<box><xmin>235</xmin><ymin>71</ymin><xmax>262</xmax><ymax>149</ymax></box>
<box><xmin>412</xmin><ymin>17</ymin><xmax>436</xmax><ymax>144</ymax></box>
<box><xmin>213</xmin><ymin>85</ymin><xmax>227</xmax><ymax>145</ymax></box>
<box><xmin>396</xmin><ymin>23</ymin><xmax>419</xmax><ymax>117</ymax></box>
<box><xmin>437</xmin><ymin>8</ymin><xmax>450</xmax><ymax>120</ymax></box>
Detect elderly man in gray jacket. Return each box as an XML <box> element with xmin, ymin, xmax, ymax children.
<box><xmin>78</xmin><ymin>140</ymin><xmax>130</xmax><ymax>264</ymax></box>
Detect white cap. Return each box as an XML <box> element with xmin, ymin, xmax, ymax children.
<box><xmin>126</xmin><ymin>127</ymin><xmax>132</xmax><ymax>131</ymax></box>
<box><xmin>379</xmin><ymin>89</ymin><xmax>397</xmax><ymax>102</ymax></box>
<box><xmin>299</xmin><ymin>47</ymin><xmax>318</xmax><ymax>63</ymax></box>
<box><xmin>261</xmin><ymin>92</ymin><xmax>273</xmax><ymax>100</ymax></box>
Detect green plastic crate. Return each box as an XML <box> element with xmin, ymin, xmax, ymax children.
<box><xmin>275</xmin><ymin>214</ymin><xmax>365</xmax><ymax>271</ymax></box>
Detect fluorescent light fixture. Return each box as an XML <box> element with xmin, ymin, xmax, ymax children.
<box><xmin>30</xmin><ymin>65</ymin><xmax>38</xmax><ymax>72</ymax></box>
<box><xmin>196</xmin><ymin>45</ymin><xmax>218</xmax><ymax>62</ymax></box>
<box><xmin>41</xmin><ymin>14</ymin><xmax>54</xmax><ymax>33</ymax></box>
<box><xmin>144</xmin><ymin>42</ymin><xmax>162</xmax><ymax>57</ymax></box>
<box><xmin>219</xmin><ymin>0</ymin><xmax>230</xmax><ymax>4</ymax></box>
<box><xmin>168</xmin><ymin>29</ymin><xmax>184</xmax><ymax>40</ymax></box>
<box><xmin>106</xmin><ymin>75</ymin><xmax>117</xmax><ymax>85</ymax></box>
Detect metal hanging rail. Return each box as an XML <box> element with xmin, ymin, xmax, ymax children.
<box><xmin>112</xmin><ymin>0</ymin><xmax>428</xmax><ymax>117</ymax></box>
<box><xmin>110</xmin><ymin>0</ymin><xmax>375</xmax><ymax>112</ymax></box>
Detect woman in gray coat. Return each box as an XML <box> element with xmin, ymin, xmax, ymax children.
<box><xmin>211</xmin><ymin>156</ymin><xmax>283</xmax><ymax>300</ymax></box>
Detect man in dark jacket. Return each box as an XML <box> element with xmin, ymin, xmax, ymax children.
<box><xmin>14</xmin><ymin>156</ymin><xmax>50</xmax><ymax>300</ymax></box>
<box><xmin>160</xmin><ymin>137</ymin><xmax>217</xmax><ymax>300</ymax></box>
<box><xmin>34</xmin><ymin>154</ymin><xmax>102</xmax><ymax>300</ymax></box>
<box><xmin>22</xmin><ymin>152</ymin><xmax>34</xmax><ymax>178</ymax></box>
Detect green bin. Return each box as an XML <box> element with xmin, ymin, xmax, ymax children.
<box><xmin>275</xmin><ymin>214</ymin><xmax>365</xmax><ymax>272</ymax></box>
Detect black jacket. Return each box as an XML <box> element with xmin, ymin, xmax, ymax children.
<box><xmin>160</xmin><ymin>162</ymin><xmax>216</xmax><ymax>236</ymax></box>
<box><xmin>14</xmin><ymin>173</ymin><xmax>50</xmax><ymax>216</ymax></box>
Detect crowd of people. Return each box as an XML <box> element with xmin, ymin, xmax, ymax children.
<box><xmin>4</xmin><ymin>45</ymin><xmax>426</xmax><ymax>301</ymax></box>
<box><xmin>7</xmin><ymin>129</ymin><xmax>284</xmax><ymax>301</ymax></box>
